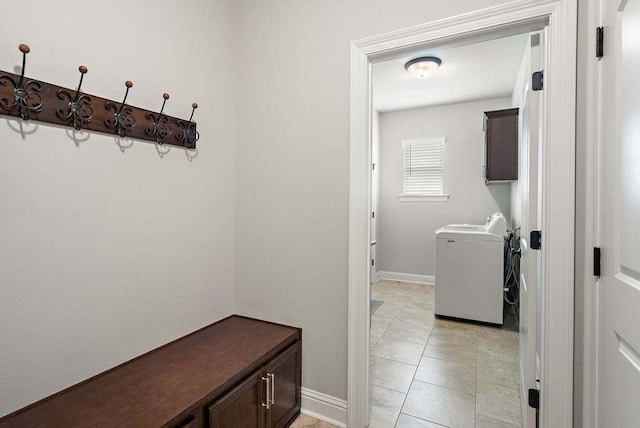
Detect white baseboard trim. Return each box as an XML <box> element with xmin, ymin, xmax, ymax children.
<box><xmin>301</xmin><ymin>387</ymin><xmax>347</xmax><ymax>427</ymax></box>
<box><xmin>372</xmin><ymin>270</ymin><xmax>380</xmax><ymax>283</ymax></box>
<box><xmin>377</xmin><ymin>271</ymin><xmax>435</xmax><ymax>285</ymax></box>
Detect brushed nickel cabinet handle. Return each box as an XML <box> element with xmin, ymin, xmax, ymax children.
<box><xmin>269</xmin><ymin>373</ymin><xmax>275</xmax><ymax>405</ymax></box>
<box><xmin>262</xmin><ymin>376</ymin><xmax>270</xmax><ymax>409</ymax></box>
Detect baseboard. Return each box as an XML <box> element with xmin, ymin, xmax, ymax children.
<box><xmin>301</xmin><ymin>387</ymin><xmax>347</xmax><ymax>427</ymax></box>
<box><xmin>377</xmin><ymin>271</ymin><xmax>435</xmax><ymax>285</ymax></box>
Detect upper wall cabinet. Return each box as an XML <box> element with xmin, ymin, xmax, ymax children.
<box><xmin>483</xmin><ymin>108</ymin><xmax>519</xmax><ymax>184</ymax></box>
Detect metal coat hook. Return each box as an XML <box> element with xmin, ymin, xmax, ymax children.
<box><xmin>0</xmin><ymin>44</ymin><xmax>43</xmax><ymax>120</ymax></box>
<box><xmin>56</xmin><ymin>65</ymin><xmax>93</xmax><ymax>130</ymax></box>
<box><xmin>177</xmin><ymin>103</ymin><xmax>200</xmax><ymax>148</ymax></box>
<box><xmin>105</xmin><ymin>80</ymin><xmax>136</xmax><ymax>137</ymax></box>
<box><xmin>146</xmin><ymin>93</ymin><xmax>172</xmax><ymax>144</ymax></box>
<box><xmin>0</xmin><ymin>44</ymin><xmax>198</xmax><ymax>148</ymax></box>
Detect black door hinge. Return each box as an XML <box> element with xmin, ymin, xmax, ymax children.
<box><xmin>371</xmin><ymin>258</ymin><xmax>375</xmax><ymax>266</ymax></box>
<box><xmin>372</xmin><ymin>211</ymin><xmax>375</xmax><ymax>219</ymax></box>
<box><xmin>532</xmin><ymin>71</ymin><xmax>544</xmax><ymax>91</ymax></box>
<box><xmin>528</xmin><ymin>388</ymin><xmax>540</xmax><ymax>409</ymax></box>
<box><xmin>594</xmin><ymin>247</ymin><xmax>601</xmax><ymax>276</ymax></box>
<box><xmin>531</xmin><ymin>230</ymin><xmax>542</xmax><ymax>250</ymax></box>
<box><xmin>596</xmin><ymin>26</ymin><xmax>604</xmax><ymax>58</ymax></box>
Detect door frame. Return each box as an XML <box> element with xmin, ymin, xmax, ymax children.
<box><xmin>347</xmin><ymin>1</ymin><xmax>577</xmax><ymax>427</ymax></box>
<box><xmin>575</xmin><ymin>0</ymin><xmax>599</xmax><ymax>426</ymax></box>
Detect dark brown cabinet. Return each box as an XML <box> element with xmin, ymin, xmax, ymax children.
<box><xmin>208</xmin><ymin>343</ymin><xmax>301</xmax><ymax>428</ymax></box>
<box><xmin>0</xmin><ymin>316</ymin><xmax>302</xmax><ymax>428</ymax></box>
<box><xmin>483</xmin><ymin>108</ymin><xmax>519</xmax><ymax>183</ymax></box>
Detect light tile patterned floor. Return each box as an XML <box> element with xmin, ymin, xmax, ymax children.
<box><xmin>291</xmin><ymin>413</ymin><xmax>339</xmax><ymax>428</ymax></box>
<box><xmin>369</xmin><ymin>279</ymin><xmax>522</xmax><ymax>428</ymax></box>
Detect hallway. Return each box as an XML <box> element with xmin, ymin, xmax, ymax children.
<box><xmin>370</xmin><ymin>280</ymin><xmax>521</xmax><ymax>427</ymax></box>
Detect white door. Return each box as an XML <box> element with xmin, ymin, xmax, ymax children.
<box><xmin>518</xmin><ymin>32</ymin><xmax>544</xmax><ymax>428</ymax></box>
<box><xmin>597</xmin><ymin>0</ymin><xmax>640</xmax><ymax>425</ymax></box>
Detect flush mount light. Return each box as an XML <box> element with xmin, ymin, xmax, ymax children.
<box><xmin>404</xmin><ymin>56</ymin><xmax>442</xmax><ymax>78</ymax></box>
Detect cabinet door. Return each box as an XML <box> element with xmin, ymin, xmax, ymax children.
<box><xmin>208</xmin><ymin>371</ymin><xmax>267</xmax><ymax>428</ymax></box>
<box><xmin>175</xmin><ymin>415</ymin><xmax>200</xmax><ymax>428</ymax></box>
<box><xmin>264</xmin><ymin>343</ymin><xmax>301</xmax><ymax>428</ymax></box>
<box><xmin>485</xmin><ymin>108</ymin><xmax>518</xmax><ymax>182</ymax></box>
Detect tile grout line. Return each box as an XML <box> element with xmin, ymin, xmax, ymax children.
<box><xmin>369</xmin><ymin>381</ymin><xmax>413</xmax><ymax>396</ymax></box>
<box><xmin>475</xmin><ymin>411</ymin><xmax>521</xmax><ymax>427</ymax></box>
<box><xmin>408</xmin><ymin>378</ymin><xmax>477</xmax><ymax>397</ymax></box>
<box><xmin>369</xmin><ymin>354</ymin><xmax>421</xmax><ymax>368</ymax></box>
<box><xmin>392</xmin><ymin>303</ymin><xmax>430</xmax><ymax>428</ymax></box>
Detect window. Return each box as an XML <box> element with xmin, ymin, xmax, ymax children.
<box><xmin>400</xmin><ymin>137</ymin><xmax>448</xmax><ymax>201</ymax></box>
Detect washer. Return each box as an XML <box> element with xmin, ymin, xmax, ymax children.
<box><xmin>434</xmin><ymin>213</ymin><xmax>507</xmax><ymax>324</ymax></box>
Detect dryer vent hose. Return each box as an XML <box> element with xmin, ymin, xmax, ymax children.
<box><xmin>504</xmin><ymin>228</ymin><xmax>520</xmax><ymax>305</ymax></box>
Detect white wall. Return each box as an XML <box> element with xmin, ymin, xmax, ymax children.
<box><xmin>377</xmin><ymin>98</ymin><xmax>512</xmax><ymax>277</ymax></box>
<box><xmin>233</xmin><ymin>0</ymin><xmax>515</xmax><ymax>401</ymax></box>
<box><xmin>0</xmin><ymin>0</ymin><xmax>236</xmax><ymax>417</ymax></box>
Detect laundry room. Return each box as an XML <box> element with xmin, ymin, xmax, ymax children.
<box><xmin>374</xmin><ymin>97</ymin><xmax>512</xmax><ymax>286</ymax></box>
<box><xmin>368</xmin><ymin>31</ymin><xmax>541</xmax><ymax>427</ymax></box>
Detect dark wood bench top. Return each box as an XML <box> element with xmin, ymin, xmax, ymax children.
<box><xmin>0</xmin><ymin>315</ymin><xmax>301</xmax><ymax>428</ymax></box>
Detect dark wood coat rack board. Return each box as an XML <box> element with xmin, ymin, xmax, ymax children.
<box><xmin>0</xmin><ymin>44</ymin><xmax>198</xmax><ymax>149</ymax></box>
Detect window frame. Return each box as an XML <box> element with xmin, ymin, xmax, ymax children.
<box><xmin>398</xmin><ymin>137</ymin><xmax>449</xmax><ymax>201</ymax></box>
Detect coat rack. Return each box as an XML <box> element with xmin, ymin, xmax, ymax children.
<box><xmin>0</xmin><ymin>44</ymin><xmax>199</xmax><ymax>149</ymax></box>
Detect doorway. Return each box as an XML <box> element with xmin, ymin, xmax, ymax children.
<box><xmin>368</xmin><ymin>30</ymin><xmax>539</xmax><ymax>427</ymax></box>
<box><xmin>348</xmin><ymin>1</ymin><xmax>577</xmax><ymax>427</ymax></box>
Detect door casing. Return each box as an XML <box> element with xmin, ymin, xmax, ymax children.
<box><xmin>576</xmin><ymin>0</ymin><xmax>603</xmax><ymax>426</ymax></box>
<box><xmin>348</xmin><ymin>1</ymin><xmax>577</xmax><ymax>427</ymax></box>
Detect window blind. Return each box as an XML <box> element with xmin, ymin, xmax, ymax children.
<box><xmin>402</xmin><ymin>138</ymin><xmax>445</xmax><ymax>195</ymax></box>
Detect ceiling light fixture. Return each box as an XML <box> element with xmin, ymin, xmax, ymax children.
<box><xmin>404</xmin><ymin>56</ymin><xmax>442</xmax><ymax>78</ymax></box>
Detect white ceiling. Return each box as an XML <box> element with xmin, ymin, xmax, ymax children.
<box><xmin>373</xmin><ymin>33</ymin><xmax>530</xmax><ymax>113</ymax></box>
